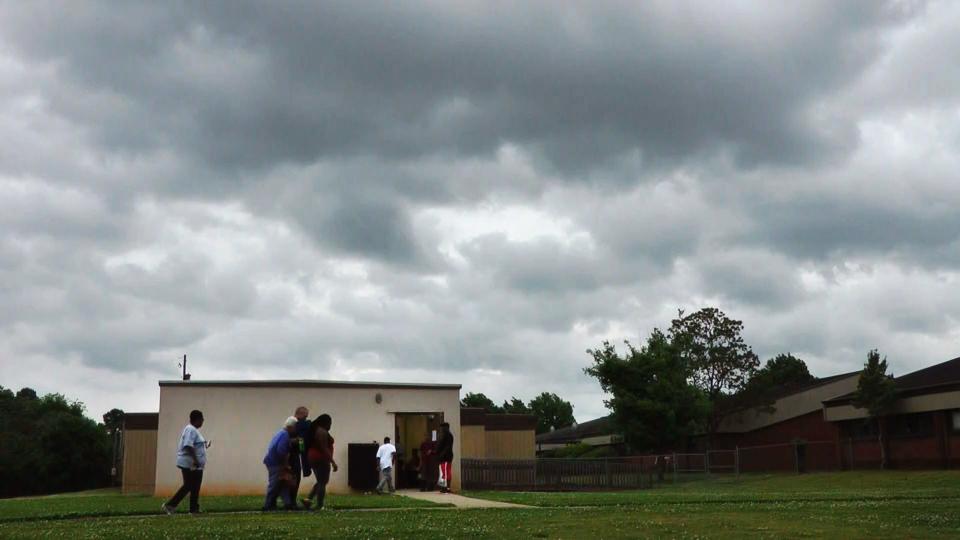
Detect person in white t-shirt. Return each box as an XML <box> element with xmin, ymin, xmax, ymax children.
<box><xmin>163</xmin><ymin>410</ymin><xmax>208</xmax><ymax>514</ymax></box>
<box><xmin>375</xmin><ymin>436</ymin><xmax>397</xmax><ymax>494</ymax></box>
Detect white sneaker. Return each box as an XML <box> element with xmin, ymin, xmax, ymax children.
<box><xmin>162</xmin><ymin>504</ymin><xmax>175</xmax><ymax>515</ymax></box>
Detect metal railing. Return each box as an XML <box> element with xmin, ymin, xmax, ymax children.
<box><xmin>462</xmin><ymin>457</ymin><xmax>654</xmax><ymax>490</ymax></box>
<box><xmin>464</xmin><ymin>441</ymin><xmax>841</xmax><ymax>491</ymax></box>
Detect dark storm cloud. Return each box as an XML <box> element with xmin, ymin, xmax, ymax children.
<box><xmin>745</xmin><ymin>190</ymin><xmax>960</xmax><ymax>267</ymax></box>
<box><xmin>0</xmin><ymin>1</ymin><xmax>911</xmax><ymax>179</ymax></box>
<box><xmin>2</xmin><ymin>0</ymin><xmax>960</xmax><ymax>422</ymax></box>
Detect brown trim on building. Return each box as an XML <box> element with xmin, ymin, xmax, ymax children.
<box><xmin>461</xmin><ymin>407</ymin><xmax>486</xmax><ymax>426</ymax></box>
<box><xmin>484</xmin><ymin>414</ymin><xmax>537</xmax><ymax>431</ymax></box>
<box><xmin>123</xmin><ymin>412</ymin><xmax>159</xmax><ymax>430</ymax></box>
<box><xmin>460</xmin><ymin>407</ymin><xmax>537</xmax><ymax>431</ymax></box>
<box><xmin>160</xmin><ymin>380</ymin><xmax>462</xmax><ymax>390</ymax></box>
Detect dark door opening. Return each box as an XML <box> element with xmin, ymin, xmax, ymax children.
<box><xmin>394</xmin><ymin>412</ymin><xmax>443</xmax><ymax>490</ymax></box>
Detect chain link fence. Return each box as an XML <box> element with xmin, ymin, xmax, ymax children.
<box><xmin>463</xmin><ymin>440</ymin><xmax>841</xmax><ymax>490</ymax></box>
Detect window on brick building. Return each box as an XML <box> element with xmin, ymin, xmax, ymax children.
<box><xmin>848</xmin><ymin>419</ymin><xmax>879</xmax><ymax>440</ymax></box>
<box><xmin>888</xmin><ymin>413</ymin><xmax>934</xmax><ymax>438</ymax></box>
<box><xmin>952</xmin><ymin>410</ymin><xmax>960</xmax><ymax>432</ymax></box>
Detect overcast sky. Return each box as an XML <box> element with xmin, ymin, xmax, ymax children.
<box><xmin>2</xmin><ymin>1</ymin><xmax>959</xmax><ymax>422</ymax></box>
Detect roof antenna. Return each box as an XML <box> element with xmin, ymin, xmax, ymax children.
<box><xmin>178</xmin><ymin>354</ymin><xmax>191</xmax><ymax>381</ymax></box>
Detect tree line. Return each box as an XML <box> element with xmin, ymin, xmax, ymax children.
<box><xmin>0</xmin><ymin>386</ymin><xmax>121</xmax><ymax>498</ymax></box>
<box><xmin>460</xmin><ymin>391</ymin><xmax>576</xmax><ymax>434</ymax></box>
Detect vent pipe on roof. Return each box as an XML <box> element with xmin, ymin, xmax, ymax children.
<box><xmin>179</xmin><ymin>354</ymin><xmax>191</xmax><ymax>381</ymax></box>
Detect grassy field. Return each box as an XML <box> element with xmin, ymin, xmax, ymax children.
<box><xmin>1</xmin><ymin>472</ymin><xmax>958</xmax><ymax>538</ymax></box>
<box><xmin>0</xmin><ymin>491</ymin><xmax>442</xmax><ymax>523</ymax></box>
<box><xmin>466</xmin><ymin>470</ymin><xmax>960</xmax><ymax>506</ymax></box>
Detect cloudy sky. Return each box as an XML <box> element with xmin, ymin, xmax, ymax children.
<box><xmin>2</xmin><ymin>1</ymin><xmax>959</xmax><ymax>422</ymax></box>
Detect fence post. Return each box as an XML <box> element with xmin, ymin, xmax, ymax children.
<box><xmin>605</xmin><ymin>458</ymin><xmax>612</xmax><ymax>488</ymax></box>
<box><xmin>705</xmin><ymin>451</ymin><xmax>710</xmax><ymax>477</ymax></box>
<box><xmin>735</xmin><ymin>446</ymin><xmax>740</xmax><ymax>478</ymax></box>
<box><xmin>672</xmin><ymin>453</ymin><xmax>677</xmax><ymax>484</ymax></box>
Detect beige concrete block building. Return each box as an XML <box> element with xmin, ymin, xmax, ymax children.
<box><xmin>152</xmin><ymin>379</ymin><xmax>462</xmax><ymax>496</ymax></box>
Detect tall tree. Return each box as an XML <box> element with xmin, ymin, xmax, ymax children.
<box><xmin>852</xmin><ymin>349</ymin><xmax>897</xmax><ymax>469</ymax></box>
<box><xmin>736</xmin><ymin>353</ymin><xmax>816</xmax><ymax>409</ymax></box>
<box><xmin>460</xmin><ymin>392</ymin><xmax>503</xmax><ymax>413</ymax></box>
<box><xmin>528</xmin><ymin>392</ymin><xmax>576</xmax><ymax>434</ymax></box>
<box><xmin>502</xmin><ymin>397</ymin><xmax>532</xmax><ymax>415</ymax></box>
<box><xmin>586</xmin><ymin>329</ymin><xmax>709</xmax><ymax>451</ymax></box>
<box><xmin>669</xmin><ymin>307</ymin><xmax>759</xmax><ymax>445</ymax></box>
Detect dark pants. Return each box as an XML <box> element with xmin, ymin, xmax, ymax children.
<box><xmin>307</xmin><ymin>463</ymin><xmax>331</xmax><ymax>508</ymax></box>
<box><xmin>419</xmin><ymin>456</ymin><xmax>436</xmax><ymax>491</ymax></box>
<box><xmin>166</xmin><ymin>467</ymin><xmax>203</xmax><ymax>513</ymax></box>
<box><xmin>263</xmin><ymin>466</ymin><xmax>295</xmax><ymax>510</ymax></box>
<box><xmin>289</xmin><ymin>467</ymin><xmax>302</xmax><ymax>504</ymax></box>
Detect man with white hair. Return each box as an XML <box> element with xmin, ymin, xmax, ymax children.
<box><xmin>261</xmin><ymin>416</ymin><xmax>299</xmax><ymax>511</ymax></box>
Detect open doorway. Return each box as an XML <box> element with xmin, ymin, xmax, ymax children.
<box><xmin>394</xmin><ymin>412</ymin><xmax>443</xmax><ymax>490</ymax></box>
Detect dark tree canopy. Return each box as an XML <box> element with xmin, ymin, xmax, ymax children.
<box><xmin>736</xmin><ymin>353</ymin><xmax>816</xmax><ymax>407</ymax></box>
<box><xmin>0</xmin><ymin>386</ymin><xmax>111</xmax><ymax>497</ymax></box>
<box><xmin>102</xmin><ymin>408</ymin><xmax>125</xmax><ymax>435</ymax></box>
<box><xmin>501</xmin><ymin>397</ymin><xmax>531</xmax><ymax>415</ymax></box>
<box><xmin>586</xmin><ymin>329</ymin><xmax>708</xmax><ymax>451</ymax></box>
<box><xmin>460</xmin><ymin>392</ymin><xmax>503</xmax><ymax>413</ymax></box>
<box><xmin>528</xmin><ymin>392</ymin><xmax>576</xmax><ymax>434</ymax></box>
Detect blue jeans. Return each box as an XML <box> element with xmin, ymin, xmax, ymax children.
<box><xmin>263</xmin><ymin>465</ymin><xmax>294</xmax><ymax>510</ymax></box>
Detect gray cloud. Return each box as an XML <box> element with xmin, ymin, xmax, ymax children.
<box><xmin>1</xmin><ymin>1</ymin><xmax>960</xmax><ymax>423</ymax></box>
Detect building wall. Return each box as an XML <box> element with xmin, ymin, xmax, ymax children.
<box><xmin>460</xmin><ymin>425</ymin><xmax>486</xmax><ymax>459</ymax></box>
<box><xmin>154</xmin><ymin>384</ymin><xmax>461</xmax><ymax>496</ymax></box>
<box><xmin>122</xmin><ymin>429</ymin><xmax>158</xmax><ymax>494</ymax></box>
<box><xmin>484</xmin><ymin>430</ymin><xmax>535</xmax><ymax>459</ymax></box>
<box><xmin>839</xmin><ymin>410</ymin><xmax>960</xmax><ymax>469</ymax></box>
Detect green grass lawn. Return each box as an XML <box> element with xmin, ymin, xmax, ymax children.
<box><xmin>1</xmin><ymin>499</ymin><xmax>959</xmax><ymax>539</ymax></box>
<box><xmin>467</xmin><ymin>470</ymin><xmax>960</xmax><ymax>506</ymax></box>
<box><xmin>0</xmin><ymin>491</ymin><xmax>442</xmax><ymax>523</ymax></box>
<box><xmin>2</xmin><ymin>472</ymin><xmax>959</xmax><ymax>538</ymax></box>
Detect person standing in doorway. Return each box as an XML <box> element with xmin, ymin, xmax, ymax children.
<box><xmin>302</xmin><ymin>414</ymin><xmax>338</xmax><ymax>510</ymax></box>
<box><xmin>418</xmin><ymin>432</ymin><xmax>436</xmax><ymax>492</ymax></box>
<box><xmin>288</xmin><ymin>406</ymin><xmax>311</xmax><ymax>505</ymax></box>
<box><xmin>375</xmin><ymin>436</ymin><xmax>397</xmax><ymax>494</ymax></box>
<box><xmin>163</xmin><ymin>410</ymin><xmax>207</xmax><ymax>515</ymax></box>
<box><xmin>262</xmin><ymin>416</ymin><xmax>299</xmax><ymax>511</ymax></box>
<box><xmin>436</xmin><ymin>422</ymin><xmax>454</xmax><ymax>494</ymax></box>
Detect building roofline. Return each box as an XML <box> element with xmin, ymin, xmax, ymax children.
<box><xmin>159</xmin><ymin>380</ymin><xmax>462</xmax><ymax>390</ymax></box>
<box><xmin>824</xmin><ymin>380</ymin><xmax>960</xmax><ymax>408</ymax></box>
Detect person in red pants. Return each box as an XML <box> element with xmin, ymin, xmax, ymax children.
<box><xmin>435</xmin><ymin>422</ymin><xmax>454</xmax><ymax>493</ymax></box>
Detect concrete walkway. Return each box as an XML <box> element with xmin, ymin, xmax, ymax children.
<box><xmin>397</xmin><ymin>490</ymin><xmax>531</xmax><ymax>509</ymax></box>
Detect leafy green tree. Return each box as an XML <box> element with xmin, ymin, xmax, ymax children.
<box><xmin>102</xmin><ymin>408</ymin><xmax>125</xmax><ymax>435</ymax></box>
<box><xmin>586</xmin><ymin>329</ymin><xmax>709</xmax><ymax>451</ymax></box>
<box><xmin>501</xmin><ymin>397</ymin><xmax>532</xmax><ymax>415</ymax></box>
<box><xmin>528</xmin><ymin>392</ymin><xmax>576</xmax><ymax>434</ymax></box>
<box><xmin>852</xmin><ymin>349</ymin><xmax>898</xmax><ymax>469</ymax></box>
<box><xmin>734</xmin><ymin>353</ymin><xmax>816</xmax><ymax>410</ymax></box>
<box><xmin>670</xmin><ymin>307</ymin><xmax>759</xmax><ymax>445</ymax></box>
<box><xmin>0</xmin><ymin>387</ymin><xmax>111</xmax><ymax>497</ymax></box>
<box><xmin>460</xmin><ymin>392</ymin><xmax>503</xmax><ymax>413</ymax></box>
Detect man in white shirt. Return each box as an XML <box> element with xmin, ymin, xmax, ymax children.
<box><xmin>163</xmin><ymin>410</ymin><xmax>208</xmax><ymax>514</ymax></box>
<box><xmin>375</xmin><ymin>436</ymin><xmax>397</xmax><ymax>494</ymax></box>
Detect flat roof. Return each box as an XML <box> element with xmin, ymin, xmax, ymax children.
<box><xmin>159</xmin><ymin>379</ymin><xmax>462</xmax><ymax>390</ymax></box>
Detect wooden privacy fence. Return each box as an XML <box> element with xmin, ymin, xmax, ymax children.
<box><xmin>462</xmin><ymin>458</ymin><xmax>655</xmax><ymax>490</ymax></box>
